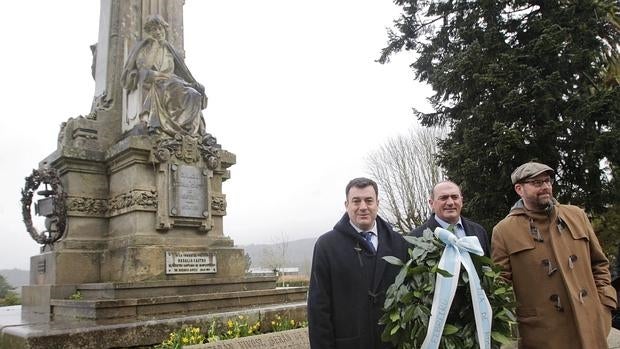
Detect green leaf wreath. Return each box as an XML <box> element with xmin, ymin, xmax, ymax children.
<box><xmin>380</xmin><ymin>229</ymin><xmax>516</xmax><ymax>349</ymax></box>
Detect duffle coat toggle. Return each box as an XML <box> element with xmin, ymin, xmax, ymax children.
<box><xmin>568</xmin><ymin>255</ymin><xmax>577</xmax><ymax>269</ymax></box>
<box><xmin>529</xmin><ymin>218</ymin><xmax>543</xmax><ymax>242</ymax></box>
<box><xmin>579</xmin><ymin>289</ymin><xmax>588</xmax><ymax>304</ymax></box>
<box><xmin>542</xmin><ymin>259</ymin><xmax>558</xmax><ymax>276</ymax></box>
<box><xmin>549</xmin><ymin>294</ymin><xmax>564</xmax><ymax>312</ymax></box>
<box><xmin>557</xmin><ymin>216</ymin><xmax>566</xmax><ymax>233</ymax></box>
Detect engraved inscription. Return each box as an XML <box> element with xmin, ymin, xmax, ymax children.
<box><xmin>171</xmin><ymin>164</ymin><xmax>207</xmax><ymax>218</ymax></box>
<box><xmin>166</xmin><ymin>251</ymin><xmax>217</xmax><ymax>274</ymax></box>
<box><xmin>37</xmin><ymin>260</ymin><xmax>46</xmax><ymax>273</ymax></box>
<box><xmin>191</xmin><ymin>328</ymin><xmax>309</xmax><ymax>349</ymax></box>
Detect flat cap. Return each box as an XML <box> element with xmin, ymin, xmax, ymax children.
<box><xmin>511</xmin><ymin>162</ymin><xmax>554</xmax><ymax>184</ymax></box>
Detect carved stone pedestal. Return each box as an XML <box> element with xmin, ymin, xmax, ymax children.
<box><xmin>4</xmin><ymin>3</ymin><xmax>309</xmax><ymax>348</ymax></box>
<box><xmin>26</xmin><ymin>132</ymin><xmax>245</xmax><ymax>288</ymax></box>
<box><xmin>8</xmin><ymin>133</ymin><xmax>310</xmax><ymax>349</ymax></box>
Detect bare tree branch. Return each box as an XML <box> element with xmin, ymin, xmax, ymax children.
<box><xmin>366</xmin><ymin>126</ymin><xmax>446</xmax><ymax>233</ymax></box>
<box><xmin>259</xmin><ymin>232</ymin><xmax>290</xmax><ymax>275</ymax></box>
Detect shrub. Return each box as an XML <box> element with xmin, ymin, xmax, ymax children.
<box><xmin>0</xmin><ymin>292</ymin><xmax>21</xmax><ymax>306</ymax></box>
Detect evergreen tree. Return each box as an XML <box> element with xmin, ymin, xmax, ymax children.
<box><xmin>0</xmin><ymin>275</ymin><xmax>15</xmax><ymax>299</ymax></box>
<box><xmin>381</xmin><ymin>1</ymin><xmax>620</xmax><ymax>230</ymax></box>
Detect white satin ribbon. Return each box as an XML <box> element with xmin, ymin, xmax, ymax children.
<box><xmin>420</xmin><ymin>227</ymin><xmax>492</xmax><ymax>349</ymax></box>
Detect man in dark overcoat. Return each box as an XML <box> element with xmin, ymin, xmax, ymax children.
<box><xmin>308</xmin><ymin>177</ymin><xmax>408</xmax><ymax>349</ymax></box>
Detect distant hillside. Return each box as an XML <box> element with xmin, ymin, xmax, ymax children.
<box><xmin>241</xmin><ymin>237</ymin><xmax>317</xmax><ymax>276</ymax></box>
<box><xmin>0</xmin><ymin>269</ymin><xmax>29</xmax><ymax>291</ymax></box>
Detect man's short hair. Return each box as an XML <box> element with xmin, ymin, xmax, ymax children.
<box><xmin>430</xmin><ymin>180</ymin><xmax>462</xmax><ymax>199</ymax></box>
<box><xmin>345</xmin><ymin>177</ymin><xmax>378</xmax><ymax>198</ymax></box>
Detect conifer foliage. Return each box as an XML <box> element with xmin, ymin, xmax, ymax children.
<box><xmin>381</xmin><ymin>1</ymin><xmax>620</xmax><ymax>230</ymax></box>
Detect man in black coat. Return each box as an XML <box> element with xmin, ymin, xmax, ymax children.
<box><xmin>411</xmin><ymin>180</ymin><xmax>490</xmax><ymax>256</ymax></box>
<box><xmin>308</xmin><ymin>177</ymin><xmax>409</xmax><ymax>349</ymax></box>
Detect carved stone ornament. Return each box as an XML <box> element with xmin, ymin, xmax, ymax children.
<box><xmin>87</xmin><ymin>92</ymin><xmax>114</xmax><ymax>120</ymax></box>
<box><xmin>65</xmin><ymin>190</ymin><xmax>157</xmax><ymax>217</ymax></box>
<box><xmin>108</xmin><ymin>190</ymin><xmax>158</xmax><ymax>212</ymax></box>
<box><xmin>21</xmin><ymin>168</ymin><xmax>67</xmax><ymax>246</ymax></box>
<box><xmin>211</xmin><ymin>195</ymin><xmax>227</xmax><ymax>214</ymax></box>
<box><xmin>121</xmin><ymin>15</ymin><xmax>208</xmax><ymax>138</ymax></box>
<box><xmin>153</xmin><ymin>133</ymin><xmax>220</xmax><ymax>169</ymax></box>
<box><xmin>66</xmin><ymin>196</ymin><xmax>109</xmax><ymax>215</ymax></box>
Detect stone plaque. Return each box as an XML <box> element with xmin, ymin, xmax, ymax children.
<box><xmin>187</xmin><ymin>328</ymin><xmax>309</xmax><ymax>349</ymax></box>
<box><xmin>35</xmin><ymin>197</ymin><xmax>55</xmax><ymax>217</ymax></box>
<box><xmin>170</xmin><ymin>164</ymin><xmax>208</xmax><ymax>218</ymax></box>
<box><xmin>166</xmin><ymin>251</ymin><xmax>217</xmax><ymax>274</ymax></box>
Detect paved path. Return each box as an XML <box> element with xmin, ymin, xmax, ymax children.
<box><xmin>501</xmin><ymin>328</ymin><xmax>620</xmax><ymax>348</ymax></box>
<box><xmin>610</xmin><ymin>328</ymin><xmax>620</xmax><ymax>349</ymax></box>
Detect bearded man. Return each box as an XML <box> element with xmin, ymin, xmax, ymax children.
<box><xmin>492</xmin><ymin>162</ymin><xmax>617</xmax><ymax>348</ymax></box>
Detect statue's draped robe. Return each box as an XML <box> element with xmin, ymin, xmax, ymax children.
<box><xmin>121</xmin><ymin>38</ymin><xmax>207</xmax><ymax>137</ymax></box>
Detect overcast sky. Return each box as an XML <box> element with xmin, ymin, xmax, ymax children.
<box><xmin>0</xmin><ymin>1</ymin><xmax>431</xmax><ymax>270</ymax></box>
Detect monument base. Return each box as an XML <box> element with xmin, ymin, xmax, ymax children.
<box><xmin>21</xmin><ymin>276</ymin><xmax>306</xmax><ymax>319</ymax></box>
<box><xmin>0</xmin><ymin>302</ymin><xmax>307</xmax><ymax>349</ymax></box>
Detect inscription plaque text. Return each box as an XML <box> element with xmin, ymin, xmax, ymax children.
<box><xmin>171</xmin><ymin>164</ymin><xmax>207</xmax><ymax>218</ymax></box>
<box><xmin>187</xmin><ymin>328</ymin><xmax>309</xmax><ymax>349</ymax></box>
<box><xmin>166</xmin><ymin>251</ymin><xmax>217</xmax><ymax>274</ymax></box>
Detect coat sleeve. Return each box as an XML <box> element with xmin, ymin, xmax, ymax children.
<box><xmin>307</xmin><ymin>239</ymin><xmax>336</xmax><ymax>349</ymax></box>
<box><xmin>581</xmin><ymin>210</ymin><xmax>618</xmax><ymax>310</ymax></box>
<box><xmin>491</xmin><ymin>226</ymin><xmax>512</xmax><ymax>282</ymax></box>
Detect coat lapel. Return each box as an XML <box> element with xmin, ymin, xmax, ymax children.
<box><xmin>372</xmin><ymin>220</ymin><xmax>394</xmax><ymax>292</ymax></box>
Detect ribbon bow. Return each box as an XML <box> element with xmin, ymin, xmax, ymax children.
<box><xmin>421</xmin><ymin>227</ymin><xmax>492</xmax><ymax>349</ymax></box>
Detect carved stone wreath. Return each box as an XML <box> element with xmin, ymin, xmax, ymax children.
<box><xmin>153</xmin><ymin>133</ymin><xmax>220</xmax><ymax>169</ymax></box>
<box><xmin>21</xmin><ymin>168</ymin><xmax>67</xmax><ymax>245</ymax></box>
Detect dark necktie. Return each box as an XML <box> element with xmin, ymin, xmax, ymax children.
<box><xmin>360</xmin><ymin>231</ymin><xmax>375</xmax><ymax>253</ymax></box>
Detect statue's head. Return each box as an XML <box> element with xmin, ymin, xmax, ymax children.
<box><xmin>144</xmin><ymin>15</ymin><xmax>169</xmax><ymax>41</ymax></box>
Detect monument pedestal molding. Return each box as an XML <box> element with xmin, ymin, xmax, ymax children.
<box><xmin>2</xmin><ymin>1</ymin><xmax>308</xmax><ymax>348</ymax></box>
<box><xmin>50</xmin><ymin>277</ymin><xmax>307</xmax><ymax>320</ymax></box>
<box><xmin>0</xmin><ymin>302</ymin><xmax>308</xmax><ymax>349</ymax></box>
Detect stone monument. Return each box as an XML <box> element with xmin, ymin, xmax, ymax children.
<box><xmin>1</xmin><ymin>2</ymin><xmax>306</xmax><ymax>348</ymax></box>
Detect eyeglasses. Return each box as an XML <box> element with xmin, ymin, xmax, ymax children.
<box><xmin>522</xmin><ymin>178</ymin><xmax>554</xmax><ymax>188</ymax></box>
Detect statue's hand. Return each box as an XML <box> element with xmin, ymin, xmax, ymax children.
<box><xmin>152</xmin><ymin>71</ymin><xmax>171</xmax><ymax>81</ymax></box>
<box><xmin>192</xmin><ymin>82</ymin><xmax>205</xmax><ymax>94</ymax></box>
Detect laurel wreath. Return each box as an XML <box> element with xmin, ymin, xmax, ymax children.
<box><xmin>380</xmin><ymin>229</ymin><xmax>516</xmax><ymax>349</ymax></box>
<box><xmin>21</xmin><ymin>168</ymin><xmax>67</xmax><ymax>245</ymax></box>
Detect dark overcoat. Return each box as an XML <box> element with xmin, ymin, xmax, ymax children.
<box><xmin>307</xmin><ymin>214</ymin><xmax>409</xmax><ymax>349</ymax></box>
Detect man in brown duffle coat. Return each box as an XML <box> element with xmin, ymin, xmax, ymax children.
<box><xmin>492</xmin><ymin>162</ymin><xmax>617</xmax><ymax>349</ymax></box>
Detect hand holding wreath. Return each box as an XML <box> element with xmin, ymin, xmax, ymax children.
<box><xmin>380</xmin><ymin>228</ymin><xmax>516</xmax><ymax>349</ymax></box>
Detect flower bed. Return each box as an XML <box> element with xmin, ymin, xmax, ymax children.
<box><xmin>154</xmin><ymin>313</ymin><xmax>307</xmax><ymax>348</ymax></box>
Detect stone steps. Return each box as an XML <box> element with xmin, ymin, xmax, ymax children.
<box><xmin>46</xmin><ymin>277</ymin><xmax>307</xmax><ymax>320</ymax></box>
<box><xmin>74</xmin><ymin>276</ymin><xmax>278</xmax><ymax>299</ymax></box>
